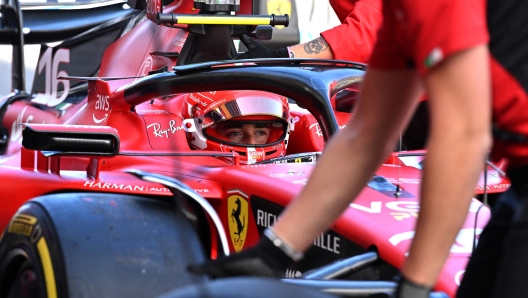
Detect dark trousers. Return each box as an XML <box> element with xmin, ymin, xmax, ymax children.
<box><xmin>458</xmin><ymin>165</ymin><xmax>528</xmax><ymax>298</ymax></box>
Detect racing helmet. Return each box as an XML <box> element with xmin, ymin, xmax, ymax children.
<box><xmin>181</xmin><ymin>91</ymin><xmax>292</xmax><ymax>164</ymax></box>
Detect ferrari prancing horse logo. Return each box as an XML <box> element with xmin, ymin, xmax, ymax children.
<box><xmin>227</xmin><ymin>194</ymin><xmax>248</xmax><ymax>252</ymax></box>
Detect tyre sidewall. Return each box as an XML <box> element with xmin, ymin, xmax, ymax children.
<box><xmin>0</xmin><ymin>202</ymin><xmax>66</xmax><ymax>298</ymax></box>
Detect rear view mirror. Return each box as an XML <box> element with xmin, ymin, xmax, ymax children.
<box><xmin>334</xmin><ymin>88</ymin><xmax>360</xmax><ymax>113</ymax></box>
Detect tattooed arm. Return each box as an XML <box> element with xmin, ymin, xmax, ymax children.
<box><xmin>287</xmin><ymin>37</ymin><xmax>334</xmax><ymax>59</ymax></box>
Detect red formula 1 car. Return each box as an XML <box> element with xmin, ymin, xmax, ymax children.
<box><xmin>0</xmin><ymin>0</ymin><xmax>509</xmax><ymax>297</ymax></box>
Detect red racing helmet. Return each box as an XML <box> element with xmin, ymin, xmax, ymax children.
<box><xmin>181</xmin><ymin>91</ymin><xmax>292</xmax><ymax>164</ymax></box>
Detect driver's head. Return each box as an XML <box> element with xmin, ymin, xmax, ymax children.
<box><xmin>182</xmin><ymin>91</ymin><xmax>292</xmax><ymax>164</ymax></box>
<box><xmin>214</xmin><ymin>121</ymin><xmax>272</xmax><ymax>145</ymax></box>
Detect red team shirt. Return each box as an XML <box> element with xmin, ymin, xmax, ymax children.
<box><xmin>323</xmin><ymin>0</ymin><xmax>528</xmax><ymax>169</ymax></box>
<box><xmin>368</xmin><ymin>0</ymin><xmax>489</xmax><ymax>75</ymax></box>
<box><xmin>321</xmin><ymin>0</ymin><xmax>382</xmax><ymax>63</ymax></box>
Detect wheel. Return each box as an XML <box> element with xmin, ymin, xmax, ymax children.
<box><xmin>158</xmin><ymin>277</ymin><xmax>339</xmax><ymax>298</ymax></box>
<box><xmin>0</xmin><ymin>193</ymin><xmax>207</xmax><ymax>298</ymax></box>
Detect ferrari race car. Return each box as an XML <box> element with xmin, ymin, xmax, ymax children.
<box><xmin>0</xmin><ymin>0</ymin><xmax>510</xmax><ymax>297</ymax></box>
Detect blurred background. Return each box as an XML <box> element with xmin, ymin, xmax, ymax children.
<box><xmin>0</xmin><ymin>0</ymin><xmax>338</xmax><ymax>96</ymax></box>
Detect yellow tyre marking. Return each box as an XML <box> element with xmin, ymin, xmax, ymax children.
<box><xmin>37</xmin><ymin>237</ymin><xmax>57</xmax><ymax>298</ymax></box>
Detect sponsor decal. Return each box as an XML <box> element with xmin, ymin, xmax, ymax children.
<box><xmin>390</xmin><ymin>212</ymin><xmax>419</xmax><ymax>221</ymax></box>
<box><xmin>292</xmin><ymin>178</ymin><xmax>309</xmax><ymax>185</ymax></box>
<box><xmin>95</xmin><ymin>94</ymin><xmax>110</xmax><ymax>111</ymax></box>
<box><xmin>350</xmin><ymin>201</ymin><xmax>419</xmax><ymax>213</ymax></box>
<box><xmin>309</xmin><ymin>123</ymin><xmax>323</xmax><ymax>137</ymax></box>
<box><xmin>92</xmin><ymin>93</ymin><xmax>110</xmax><ymax>123</ymax></box>
<box><xmin>84</xmin><ymin>181</ymin><xmax>171</xmax><ymax>192</ymax></box>
<box><xmin>227</xmin><ymin>194</ymin><xmax>248</xmax><ymax>252</ymax></box>
<box><xmin>351</xmin><ymin>200</ymin><xmax>487</xmax><ymax>215</ymax></box>
<box><xmin>247</xmin><ymin>148</ymin><xmax>265</xmax><ymax>164</ymax></box>
<box><xmin>285</xmin><ymin>269</ymin><xmax>302</xmax><ymax>278</ymax></box>
<box><xmin>188</xmin><ymin>93</ymin><xmax>210</xmax><ymax>107</ymax></box>
<box><xmin>455</xmin><ymin>270</ymin><xmax>465</xmax><ymax>286</ymax></box>
<box><xmin>309</xmin><ymin>123</ymin><xmax>346</xmax><ymax>138</ymax></box>
<box><xmin>385</xmin><ymin>178</ymin><xmax>420</xmax><ymax>184</ymax></box>
<box><xmin>83</xmin><ymin>181</ymin><xmax>210</xmax><ymax>193</ymax></box>
<box><xmin>140</xmin><ymin>110</ymin><xmax>170</xmax><ymax>114</ymax></box>
<box><xmin>389</xmin><ymin>228</ymin><xmax>483</xmax><ymax>254</ymax></box>
<box><xmin>146</xmin><ymin>0</ymin><xmax>161</xmax><ymax>17</ymax></box>
<box><xmin>202</xmin><ymin>98</ymin><xmax>227</xmax><ymax>114</ymax></box>
<box><xmin>255</xmin><ymin>208</ymin><xmax>340</xmax><ymax>254</ymax></box>
<box><xmin>137</xmin><ymin>57</ymin><xmax>153</xmax><ymax>77</ymax></box>
<box><xmin>10</xmin><ymin>106</ymin><xmax>35</xmax><ymax>142</ymax></box>
<box><xmin>251</xmin><ymin>196</ymin><xmax>368</xmax><ymax>274</ymax></box>
<box><xmin>476</xmin><ymin>183</ymin><xmax>510</xmax><ymax>191</ymax></box>
<box><xmin>269</xmin><ymin>170</ymin><xmax>305</xmax><ymax>178</ymax></box>
<box><xmin>313</xmin><ymin>232</ymin><xmax>340</xmax><ymax>254</ymax></box>
<box><xmin>92</xmin><ymin>113</ymin><xmax>108</xmax><ymax>124</ymax></box>
<box><xmin>31</xmin><ymin>47</ymin><xmax>70</xmax><ymax>107</ymax></box>
<box><xmin>248</xmin><ymin>150</ymin><xmax>264</xmax><ymax>159</ymax></box>
<box><xmin>256</xmin><ymin>208</ymin><xmax>279</xmax><ymax>227</ymax></box>
<box><xmin>147</xmin><ymin>120</ymin><xmax>184</xmax><ymax>138</ymax></box>
<box><xmin>8</xmin><ymin>214</ymin><xmax>36</xmax><ymax>237</ymax></box>
<box><xmin>173</xmin><ymin>35</ymin><xmax>186</xmax><ymax>48</ymax></box>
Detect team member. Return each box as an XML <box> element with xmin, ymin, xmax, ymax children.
<box><xmin>457</xmin><ymin>0</ymin><xmax>528</xmax><ymax>296</ymax></box>
<box><xmin>237</xmin><ymin>0</ymin><xmax>429</xmax><ymax>151</ymax></box>
<box><xmin>190</xmin><ymin>0</ymin><xmax>491</xmax><ymax>297</ymax></box>
<box><xmin>237</xmin><ymin>0</ymin><xmax>382</xmax><ymax>62</ymax></box>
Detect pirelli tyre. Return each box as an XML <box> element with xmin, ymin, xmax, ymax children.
<box><xmin>158</xmin><ymin>277</ymin><xmax>339</xmax><ymax>298</ymax></box>
<box><xmin>0</xmin><ymin>193</ymin><xmax>207</xmax><ymax>298</ymax></box>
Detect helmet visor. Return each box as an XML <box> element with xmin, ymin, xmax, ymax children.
<box><xmin>201</xmin><ymin>96</ymin><xmax>288</xmax><ymax>128</ymax></box>
<box><xmin>204</xmin><ymin>119</ymin><xmax>287</xmax><ymax>147</ymax></box>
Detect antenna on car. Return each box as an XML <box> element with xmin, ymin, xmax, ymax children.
<box><xmin>394</xmin><ymin>133</ymin><xmax>403</xmax><ymax>198</ymax></box>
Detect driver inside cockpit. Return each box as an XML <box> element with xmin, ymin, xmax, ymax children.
<box><xmin>181</xmin><ymin>91</ymin><xmax>292</xmax><ymax>164</ymax></box>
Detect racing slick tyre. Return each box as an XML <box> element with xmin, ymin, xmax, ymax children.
<box><xmin>0</xmin><ymin>192</ymin><xmax>207</xmax><ymax>298</ymax></box>
<box><xmin>158</xmin><ymin>277</ymin><xmax>339</xmax><ymax>298</ymax></box>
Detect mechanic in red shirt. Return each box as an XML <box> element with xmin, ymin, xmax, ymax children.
<box><xmin>237</xmin><ymin>0</ymin><xmax>382</xmax><ymax>62</ymax></box>
<box><xmin>457</xmin><ymin>0</ymin><xmax>528</xmax><ymax>296</ymax></box>
<box><xmin>191</xmin><ymin>1</ymin><xmax>491</xmax><ymax>297</ymax></box>
<box><xmin>238</xmin><ymin>0</ymin><xmax>429</xmax><ymax>151</ymax></box>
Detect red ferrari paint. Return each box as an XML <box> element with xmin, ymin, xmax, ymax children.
<box><xmin>0</xmin><ymin>1</ymin><xmax>509</xmax><ymax>297</ymax></box>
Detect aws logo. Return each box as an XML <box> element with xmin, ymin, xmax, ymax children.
<box><xmin>267</xmin><ymin>0</ymin><xmax>291</xmax><ymax>30</ymax></box>
<box><xmin>227</xmin><ymin>193</ymin><xmax>248</xmax><ymax>252</ymax></box>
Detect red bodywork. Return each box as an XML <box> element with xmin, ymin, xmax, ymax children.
<box><xmin>0</xmin><ymin>1</ymin><xmax>509</xmax><ymax>297</ymax></box>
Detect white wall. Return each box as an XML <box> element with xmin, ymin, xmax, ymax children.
<box><xmin>295</xmin><ymin>0</ymin><xmax>339</xmax><ymax>43</ymax></box>
<box><xmin>0</xmin><ymin>44</ymin><xmax>40</xmax><ymax>95</ymax></box>
<box><xmin>0</xmin><ymin>1</ymin><xmax>340</xmax><ymax>96</ymax></box>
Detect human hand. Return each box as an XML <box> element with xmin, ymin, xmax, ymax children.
<box><xmin>235</xmin><ymin>34</ymin><xmax>290</xmax><ymax>59</ymax></box>
<box><xmin>188</xmin><ymin>229</ymin><xmax>298</xmax><ymax>278</ymax></box>
<box><xmin>392</xmin><ymin>275</ymin><xmax>432</xmax><ymax>298</ymax></box>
